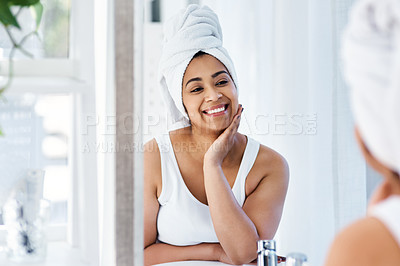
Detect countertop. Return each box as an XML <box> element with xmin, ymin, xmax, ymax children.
<box><xmin>154</xmin><ymin>261</ymin><xmax>282</xmax><ymax>266</ymax></box>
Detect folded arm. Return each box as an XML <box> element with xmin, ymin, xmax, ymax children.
<box><xmin>203</xmin><ymin>108</ymin><xmax>289</xmax><ymax>265</ymax></box>
<box><xmin>203</xmin><ymin>148</ymin><xmax>288</xmax><ymax>265</ymax></box>
<box><xmin>144</xmin><ymin>242</ymin><xmax>230</xmax><ymax>266</ymax></box>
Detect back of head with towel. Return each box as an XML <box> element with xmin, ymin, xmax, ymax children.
<box><xmin>325</xmin><ymin>0</ymin><xmax>400</xmax><ymax>265</ymax></box>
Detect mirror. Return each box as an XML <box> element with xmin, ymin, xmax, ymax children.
<box><xmin>138</xmin><ymin>1</ymin><xmax>381</xmax><ymax>265</ymax></box>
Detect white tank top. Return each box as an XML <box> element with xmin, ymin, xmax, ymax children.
<box><xmin>155</xmin><ymin>134</ymin><xmax>260</xmax><ymax>246</ymax></box>
<box><xmin>369</xmin><ymin>195</ymin><xmax>400</xmax><ymax>248</ymax></box>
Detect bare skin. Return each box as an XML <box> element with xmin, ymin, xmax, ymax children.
<box><xmin>144</xmin><ymin>54</ymin><xmax>289</xmax><ymax>265</ymax></box>
<box><xmin>324</xmin><ymin>128</ymin><xmax>400</xmax><ymax>266</ymax></box>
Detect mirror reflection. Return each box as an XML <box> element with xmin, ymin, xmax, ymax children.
<box><xmin>141</xmin><ymin>0</ymin><xmax>386</xmax><ymax>266</ymax></box>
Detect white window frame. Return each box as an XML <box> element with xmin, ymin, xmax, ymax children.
<box><xmin>0</xmin><ymin>0</ymin><xmax>99</xmax><ymax>265</ymax></box>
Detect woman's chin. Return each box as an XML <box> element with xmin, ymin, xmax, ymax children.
<box><xmin>190</xmin><ymin>117</ymin><xmax>233</xmax><ymax>134</ymax></box>
<box><xmin>200</xmin><ymin>123</ymin><xmax>230</xmax><ymax>135</ymax></box>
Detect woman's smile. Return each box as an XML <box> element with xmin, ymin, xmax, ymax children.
<box><xmin>202</xmin><ymin>104</ymin><xmax>229</xmax><ymax>117</ymax></box>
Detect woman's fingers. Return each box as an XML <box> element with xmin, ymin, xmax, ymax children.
<box><xmin>226</xmin><ymin>104</ymin><xmax>243</xmax><ymax>137</ymax></box>
<box><xmin>204</xmin><ymin>105</ymin><xmax>244</xmax><ymax>165</ymax></box>
<box><xmin>226</xmin><ymin>105</ymin><xmax>243</xmax><ymax>131</ymax></box>
<box><xmin>224</xmin><ymin>105</ymin><xmax>242</xmax><ymax>145</ymax></box>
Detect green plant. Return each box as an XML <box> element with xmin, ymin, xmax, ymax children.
<box><xmin>0</xmin><ymin>0</ymin><xmax>43</xmax><ymax>135</ymax></box>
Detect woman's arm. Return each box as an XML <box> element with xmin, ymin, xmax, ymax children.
<box><xmin>144</xmin><ymin>139</ymin><xmax>161</xmax><ymax>249</ymax></box>
<box><xmin>144</xmin><ymin>243</ymin><xmax>228</xmax><ymax>266</ymax></box>
<box><xmin>203</xmin><ymin>107</ymin><xmax>289</xmax><ymax>265</ymax></box>
<box><xmin>203</xmin><ymin>162</ymin><xmax>258</xmax><ymax>264</ymax></box>
<box><xmin>204</xmin><ymin>152</ymin><xmax>288</xmax><ymax>265</ymax></box>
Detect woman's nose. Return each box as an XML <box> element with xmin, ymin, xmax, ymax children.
<box><xmin>204</xmin><ymin>87</ymin><xmax>222</xmax><ymax>101</ymax></box>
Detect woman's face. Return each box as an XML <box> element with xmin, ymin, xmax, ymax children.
<box><xmin>182</xmin><ymin>54</ymin><xmax>238</xmax><ymax>133</ymax></box>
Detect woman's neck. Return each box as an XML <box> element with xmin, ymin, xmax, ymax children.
<box><xmin>172</xmin><ymin>125</ymin><xmax>243</xmax><ymax>164</ymax></box>
<box><xmin>192</xmin><ymin>125</ymin><xmax>222</xmax><ymax>143</ymax></box>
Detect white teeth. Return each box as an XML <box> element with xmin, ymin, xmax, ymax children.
<box><xmin>207</xmin><ymin>106</ymin><xmax>225</xmax><ymax>114</ymax></box>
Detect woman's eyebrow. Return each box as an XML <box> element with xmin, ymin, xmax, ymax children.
<box><xmin>211</xmin><ymin>70</ymin><xmax>228</xmax><ymax>78</ymax></box>
<box><xmin>185</xmin><ymin>70</ymin><xmax>228</xmax><ymax>88</ymax></box>
<box><xmin>185</xmin><ymin>77</ymin><xmax>202</xmax><ymax>88</ymax></box>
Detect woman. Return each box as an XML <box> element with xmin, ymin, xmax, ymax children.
<box><xmin>143</xmin><ymin>5</ymin><xmax>289</xmax><ymax>266</ymax></box>
<box><xmin>325</xmin><ymin>0</ymin><xmax>400</xmax><ymax>265</ymax></box>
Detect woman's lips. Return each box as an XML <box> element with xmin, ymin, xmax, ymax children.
<box><xmin>202</xmin><ymin>104</ymin><xmax>229</xmax><ymax>117</ymax></box>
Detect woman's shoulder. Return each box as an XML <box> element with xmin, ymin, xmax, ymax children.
<box><xmin>251</xmin><ymin>138</ymin><xmax>289</xmax><ymax>178</ymax></box>
<box><xmin>324</xmin><ymin>216</ymin><xmax>400</xmax><ymax>266</ymax></box>
<box><xmin>243</xmin><ymin>136</ymin><xmax>289</xmax><ymax>196</ymax></box>
<box><xmin>144</xmin><ymin>137</ymin><xmax>161</xmax><ymax>156</ymax></box>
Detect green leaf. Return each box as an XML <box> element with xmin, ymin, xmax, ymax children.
<box><xmin>0</xmin><ymin>128</ymin><xmax>3</xmax><ymax>137</ymax></box>
<box><xmin>9</xmin><ymin>0</ymin><xmax>40</xmax><ymax>6</ymax></box>
<box><xmin>30</xmin><ymin>1</ymin><xmax>42</xmax><ymax>30</ymax></box>
<box><xmin>0</xmin><ymin>2</ymin><xmax>21</xmax><ymax>28</ymax></box>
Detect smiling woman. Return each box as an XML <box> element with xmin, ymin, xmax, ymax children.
<box><xmin>182</xmin><ymin>52</ymin><xmax>238</xmax><ymax>133</ymax></box>
<box><xmin>143</xmin><ymin>5</ymin><xmax>289</xmax><ymax>266</ymax></box>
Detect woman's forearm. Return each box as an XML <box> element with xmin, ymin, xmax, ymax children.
<box><xmin>203</xmin><ymin>161</ymin><xmax>259</xmax><ymax>265</ymax></box>
<box><xmin>144</xmin><ymin>242</ymin><xmax>220</xmax><ymax>266</ymax></box>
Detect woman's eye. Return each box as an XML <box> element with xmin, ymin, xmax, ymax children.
<box><xmin>216</xmin><ymin>80</ymin><xmax>228</xmax><ymax>86</ymax></box>
<box><xmin>190</xmin><ymin>87</ymin><xmax>203</xmax><ymax>93</ymax></box>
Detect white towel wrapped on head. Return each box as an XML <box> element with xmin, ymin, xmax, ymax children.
<box><xmin>342</xmin><ymin>0</ymin><xmax>400</xmax><ymax>173</ymax></box>
<box><xmin>158</xmin><ymin>4</ymin><xmax>238</xmax><ymax>131</ymax></box>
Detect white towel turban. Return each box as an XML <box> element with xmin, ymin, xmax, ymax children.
<box><xmin>342</xmin><ymin>0</ymin><xmax>400</xmax><ymax>173</ymax></box>
<box><xmin>158</xmin><ymin>4</ymin><xmax>238</xmax><ymax>131</ymax></box>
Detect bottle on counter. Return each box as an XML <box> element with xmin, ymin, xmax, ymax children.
<box><xmin>286</xmin><ymin>252</ymin><xmax>308</xmax><ymax>266</ymax></box>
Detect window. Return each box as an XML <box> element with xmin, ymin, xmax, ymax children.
<box><xmin>0</xmin><ymin>0</ymin><xmax>98</xmax><ymax>264</ymax></box>
<box><xmin>0</xmin><ymin>0</ymin><xmax>70</xmax><ymax>59</ymax></box>
<box><xmin>0</xmin><ymin>94</ymin><xmax>71</xmax><ymax>229</ymax></box>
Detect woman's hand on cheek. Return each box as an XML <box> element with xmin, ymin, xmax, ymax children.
<box><xmin>204</xmin><ymin>104</ymin><xmax>243</xmax><ymax>166</ymax></box>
